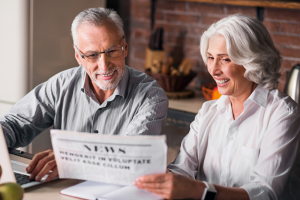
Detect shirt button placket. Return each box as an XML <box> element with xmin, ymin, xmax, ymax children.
<box><xmin>221</xmin><ymin>125</ymin><xmax>236</xmax><ymax>187</ymax></box>
<box><xmin>93</xmin><ymin>108</ymin><xmax>101</xmax><ymax>134</ymax></box>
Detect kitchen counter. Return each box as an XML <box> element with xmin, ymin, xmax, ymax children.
<box><xmin>166</xmin><ymin>89</ymin><xmax>207</xmax><ymax>127</ymax></box>
<box><xmin>168</xmin><ymin>89</ymin><xmax>206</xmax><ymax>114</ymax></box>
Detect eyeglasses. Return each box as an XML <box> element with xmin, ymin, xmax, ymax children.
<box><xmin>75</xmin><ymin>36</ymin><xmax>125</xmax><ymax>63</ymax></box>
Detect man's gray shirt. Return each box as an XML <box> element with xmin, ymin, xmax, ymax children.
<box><xmin>1</xmin><ymin>65</ymin><xmax>168</xmax><ymax>148</ymax></box>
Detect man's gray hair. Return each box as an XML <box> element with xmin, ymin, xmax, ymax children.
<box><xmin>71</xmin><ymin>7</ymin><xmax>124</xmax><ymax>46</ymax></box>
<box><xmin>200</xmin><ymin>14</ymin><xmax>281</xmax><ymax>90</ymax></box>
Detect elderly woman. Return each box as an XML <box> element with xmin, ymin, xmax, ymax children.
<box><xmin>134</xmin><ymin>14</ymin><xmax>300</xmax><ymax>200</ymax></box>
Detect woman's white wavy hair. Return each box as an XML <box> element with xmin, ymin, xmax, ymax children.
<box><xmin>200</xmin><ymin>14</ymin><xmax>281</xmax><ymax>90</ymax></box>
<box><xmin>71</xmin><ymin>8</ymin><xmax>124</xmax><ymax>46</ymax></box>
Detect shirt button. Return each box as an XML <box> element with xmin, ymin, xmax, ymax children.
<box><xmin>94</xmin><ymin>130</ymin><xmax>98</xmax><ymax>133</ymax></box>
<box><xmin>230</xmin><ymin>136</ymin><xmax>234</xmax><ymax>140</ymax></box>
<box><xmin>221</xmin><ymin>182</ymin><xmax>227</xmax><ymax>186</ymax></box>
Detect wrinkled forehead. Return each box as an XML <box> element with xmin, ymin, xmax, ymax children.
<box><xmin>76</xmin><ymin>22</ymin><xmax>122</xmax><ymax>51</ymax></box>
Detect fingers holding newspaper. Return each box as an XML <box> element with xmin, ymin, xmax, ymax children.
<box><xmin>26</xmin><ymin>149</ymin><xmax>58</xmax><ymax>182</ymax></box>
<box><xmin>134</xmin><ymin>172</ymin><xmax>204</xmax><ymax>199</ymax></box>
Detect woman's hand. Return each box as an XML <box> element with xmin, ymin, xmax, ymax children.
<box><xmin>133</xmin><ymin>172</ymin><xmax>204</xmax><ymax>199</ymax></box>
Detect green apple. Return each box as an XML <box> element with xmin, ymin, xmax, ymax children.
<box><xmin>0</xmin><ymin>183</ymin><xmax>24</xmax><ymax>200</ymax></box>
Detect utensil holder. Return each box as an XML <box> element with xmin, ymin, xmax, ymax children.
<box><xmin>145</xmin><ymin>47</ymin><xmax>165</xmax><ymax>70</ymax></box>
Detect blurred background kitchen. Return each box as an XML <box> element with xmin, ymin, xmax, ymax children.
<box><xmin>1</xmin><ymin>0</ymin><xmax>300</xmax><ymax>165</ymax></box>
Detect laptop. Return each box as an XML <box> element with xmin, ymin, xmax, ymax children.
<box><xmin>0</xmin><ymin>125</ymin><xmax>52</xmax><ymax>189</ymax></box>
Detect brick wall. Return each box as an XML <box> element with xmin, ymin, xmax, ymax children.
<box><xmin>125</xmin><ymin>0</ymin><xmax>300</xmax><ymax>91</ymax></box>
<box><xmin>263</xmin><ymin>8</ymin><xmax>300</xmax><ymax>91</ymax></box>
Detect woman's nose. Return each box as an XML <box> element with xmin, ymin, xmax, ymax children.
<box><xmin>208</xmin><ymin>59</ymin><xmax>221</xmax><ymax>76</ymax></box>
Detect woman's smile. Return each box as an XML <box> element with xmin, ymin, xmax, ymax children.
<box><xmin>215</xmin><ymin>78</ymin><xmax>230</xmax><ymax>87</ymax></box>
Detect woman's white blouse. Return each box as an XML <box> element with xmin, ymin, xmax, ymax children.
<box><xmin>168</xmin><ymin>84</ymin><xmax>300</xmax><ymax>200</ymax></box>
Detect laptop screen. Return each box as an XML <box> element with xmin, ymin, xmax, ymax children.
<box><xmin>0</xmin><ymin>125</ymin><xmax>17</xmax><ymax>184</ymax></box>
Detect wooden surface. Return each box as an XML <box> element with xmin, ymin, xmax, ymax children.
<box><xmin>8</xmin><ymin>155</ymin><xmax>82</xmax><ymax>200</ymax></box>
<box><xmin>169</xmin><ymin>0</ymin><xmax>300</xmax><ymax>9</ymax></box>
<box><xmin>24</xmin><ymin>179</ymin><xmax>84</xmax><ymax>200</ymax></box>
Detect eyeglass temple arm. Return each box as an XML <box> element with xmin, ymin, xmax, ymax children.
<box><xmin>74</xmin><ymin>45</ymin><xmax>84</xmax><ymax>59</ymax></box>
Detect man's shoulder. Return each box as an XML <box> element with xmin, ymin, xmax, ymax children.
<box><xmin>127</xmin><ymin>66</ymin><xmax>152</xmax><ymax>81</ymax></box>
<box><xmin>37</xmin><ymin>66</ymin><xmax>85</xmax><ymax>93</ymax></box>
<box><xmin>126</xmin><ymin>66</ymin><xmax>165</xmax><ymax>96</ymax></box>
<box><xmin>51</xmin><ymin>66</ymin><xmax>84</xmax><ymax>80</ymax></box>
<box><xmin>45</xmin><ymin>66</ymin><xmax>84</xmax><ymax>86</ymax></box>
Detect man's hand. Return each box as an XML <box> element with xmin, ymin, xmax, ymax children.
<box><xmin>26</xmin><ymin>149</ymin><xmax>58</xmax><ymax>182</ymax></box>
<box><xmin>133</xmin><ymin>173</ymin><xmax>204</xmax><ymax>199</ymax></box>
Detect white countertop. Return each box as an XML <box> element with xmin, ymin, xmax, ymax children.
<box><xmin>168</xmin><ymin>89</ymin><xmax>206</xmax><ymax>114</ymax></box>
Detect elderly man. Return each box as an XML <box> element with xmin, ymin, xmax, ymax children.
<box><xmin>1</xmin><ymin>8</ymin><xmax>168</xmax><ymax>182</ymax></box>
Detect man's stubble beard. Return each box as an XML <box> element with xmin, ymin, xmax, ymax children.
<box><xmin>90</xmin><ymin>67</ymin><xmax>124</xmax><ymax>90</ymax></box>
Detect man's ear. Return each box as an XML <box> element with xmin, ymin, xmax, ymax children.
<box><xmin>123</xmin><ymin>37</ymin><xmax>128</xmax><ymax>58</ymax></box>
<box><xmin>74</xmin><ymin>45</ymin><xmax>82</xmax><ymax>66</ymax></box>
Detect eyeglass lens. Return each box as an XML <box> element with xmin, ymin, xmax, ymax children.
<box><xmin>83</xmin><ymin>36</ymin><xmax>125</xmax><ymax>63</ymax></box>
<box><xmin>84</xmin><ymin>48</ymin><xmax>123</xmax><ymax>63</ymax></box>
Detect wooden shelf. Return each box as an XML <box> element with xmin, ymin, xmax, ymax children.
<box><xmin>169</xmin><ymin>0</ymin><xmax>300</xmax><ymax>9</ymax></box>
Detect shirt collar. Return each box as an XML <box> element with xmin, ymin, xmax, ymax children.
<box><xmin>217</xmin><ymin>94</ymin><xmax>231</xmax><ymax>111</ymax></box>
<box><xmin>113</xmin><ymin>65</ymin><xmax>129</xmax><ymax>99</ymax></box>
<box><xmin>247</xmin><ymin>83</ymin><xmax>268</xmax><ymax>108</ymax></box>
<box><xmin>216</xmin><ymin>83</ymin><xmax>268</xmax><ymax>110</ymax></box>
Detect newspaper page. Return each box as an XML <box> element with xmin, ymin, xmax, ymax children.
<box><xmin>51</xmin><ymin>129</ymin><xmax>167</xmax><ymax>186</ymax></box>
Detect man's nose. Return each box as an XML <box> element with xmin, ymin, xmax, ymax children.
<box><xmin>97</xmin><ymin>53</ymin><xmax>110</xmax><ymax>70</ymax></box>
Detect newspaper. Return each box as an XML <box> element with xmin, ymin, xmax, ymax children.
<box><xmin>50</xmin><ymin>129</ymin><xmax>167</xmax><ymax>186</ymax></box>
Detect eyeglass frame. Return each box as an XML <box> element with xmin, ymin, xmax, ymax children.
<box><xmin>75</xmin><ymin>35</ymin><xmax>125</xmax><ymax>63</ymax></box>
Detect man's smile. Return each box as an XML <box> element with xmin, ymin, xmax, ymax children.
<box><xmin>97</xmin><ymin>70</ymin><xmax>116</xmax><ymax>81</ymax></box>
<box><xmin>101</xmin><ymin>71</ymin><xmax>114</xmax><ymax>77</ymax></box>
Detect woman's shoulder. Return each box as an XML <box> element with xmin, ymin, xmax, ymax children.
<box><xmin>267</xmin><ymin>89</ymin><xmax>299</xmax><ymax>113</ymax></box>
<box><xmin>196</xmin><ymin>99</ymin><xmax>220</xmax><ymax>116</ymax></box>
<box><xmin>202</xmin><ymin>99</ymin><xmax>219</xmax><ymax>108</ymax></box>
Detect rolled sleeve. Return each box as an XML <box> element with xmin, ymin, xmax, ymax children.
<box><xmin>241</xmin><ymin>183</ymin><xmax>274</xmax><ymax>200</ymax></box>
